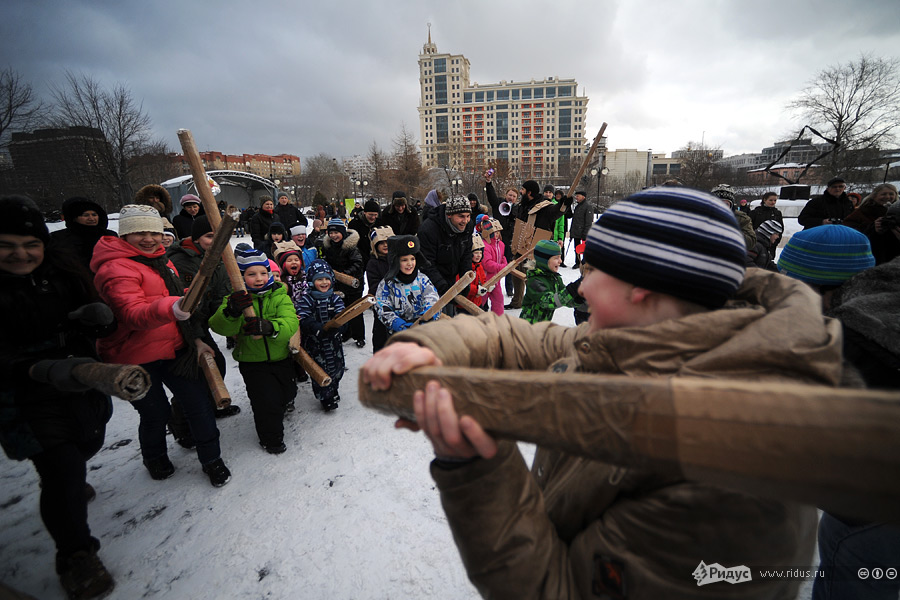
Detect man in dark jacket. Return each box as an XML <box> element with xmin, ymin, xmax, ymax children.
<box><xmin>798</xmin><ymin>177</ymin><xmax>854</xmax><ymax>230</ymax></box>
<box><xmin>418</xmin><ymin>196</ymin><xmax>474</xmax><ymax>315</ymax></box>
<box><xmin>376</xmin><ymin>191</ymin><xmax>420</xmax><ymax>236</ymax></box>
<box><xmin>273</xmin><ymin>192</ymin><xmax>307</xmax><ymax>230</ymax></box>
<box><xmin>568</xmin><ymin>191</ymin><xmax>592</xmax><ymax>268</ymax></box>
<box><xmin>348</xmin><ymin>199</ymin><xmax>381</xmax><ymax>266</ymax></box>
<box><xmin>484</xmin><ymin>172</ymin><xmax>519</xmax><ymax>296</ymax></box>
<box><xmin>504</xmin><ymin>180</ymin><xmax>559</xmax><ymax>308</ymax></box>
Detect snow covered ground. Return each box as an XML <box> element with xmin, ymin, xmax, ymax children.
<box><xmin>0</xmin><ymin>237</ymin><xmax>814</xmax><ymax>599</ymax></box>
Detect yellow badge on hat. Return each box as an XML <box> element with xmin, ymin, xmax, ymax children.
<box><xmin>407</xmin><ymin>240</ymin><xmax>415</xmax><ymax>248</ymax></box>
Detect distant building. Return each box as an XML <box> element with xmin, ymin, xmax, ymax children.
<box><xmin>3</xmin><ymin>126</ymin><xmax>115</xmax><ymax>212</ymax></box>
<box><xmin>417</xmin><ymin>29</ymin><xmax>589</xmax><ymax>183</ymax></box>
<box><xmin>170</xmin><ymin>151</ymin><xmax>301</xmax><ymax>180</ymax></box>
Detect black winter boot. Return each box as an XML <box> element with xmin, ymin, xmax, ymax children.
<box><xmin>202</xmin><ymin>458</ymin><xmax>231</xmax><ymax>487</ymax></box>
<box><xmin>56</xmin><ymin>542</ymin><xmax>114</xmax><ymax>600</ymax></box>
<box><xmin>143</xmin><ymin>456</ymin><xmax>175</xmax><ymax>480</ymax></box>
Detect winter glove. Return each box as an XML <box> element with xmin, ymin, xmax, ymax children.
<box><xmin>476</xmin><ymin>285</ymin><xmax>488</xmax><ymax>297</ymax></box>
<box><xmin>224</xmin><ymin>290</ymin><xmax>253</xmax><ymax>318</ymax></box>
<box><xmin>67</xmin><ymin>303</ymin><xmax>114</xmax><ymax>327</ymax></box>
<box><xmin>171</xmin><ymin>297</ymin><xmax>191</xmax><ymax>321</ymax></box>
<box><xmin>390</xmin><ymin>318</ymin><xmax>412</xmax><ymax>333</ymax></box>
<box><xmin>242</xmin><ymin>317</ymin><xmax>275</xmax><ymax>337</ymax></box>
<box><xmin>30</xmin><ymin>357</ymin><xmax>96</xmax><ymax>392</ymax></box>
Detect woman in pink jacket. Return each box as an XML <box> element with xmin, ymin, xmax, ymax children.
<box><xmin>475</xmin><ymin>215</ymin><xmax>507</xmax><ymax>315</ymax></box>
<box><xmin>91</xmin><ymin>205</ymin><xmax>231</xmax><ymax>487</ymax></box>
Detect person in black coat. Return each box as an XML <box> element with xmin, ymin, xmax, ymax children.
<box><xmin>365</xmin><ymin>226</ymin><xmax>394</xmax><ymax>352</ymax></box>
<box><xmin>376</xmin><ymin>191</ymin><xmax>420</xmax><ymax>236</ymax></box>
<box><xmin>273</xmin><ymin>192</ymin><xmax>307</xmax><ymax>230</ymax></box>
<box><xmin>417</xmin><ymin>197</ymin><xmax>474</xmax><ymax>315</ymax></box>
<box><xmin>318</xmin><ymin>218</ymin><xmax>366</xmax><ymax>346</ymax></box>
<box><xmin>249</xmin><ymin>197</ymin><xmax>276</xmax><ymax>250</ymax></box>
<box><xmin>568</xmin><ymin>191</ymin><xmax>593</xmax><ymax>268</ymax></box>
<box><xmin>348</xmin><ymin>198</ymin><xmax>381</xmax><ymax>266</ymax></box>
<box><xmin>171</xmin><ymin>194</ymin><xmax>206</xmax><ymax>240</ymax></box>
<box><xmin>798</xmin><ymin>177</ymin><xmax>854</xmax><ymax>230</ymax></box>
<box><xmin>483</xmin><ymin>173</ymin><xmax>519</xmax><ymax>295</ymax></box>
<box><xmin>0</xmin><ymin>196</ymin><xmax>116</xmax><ymax>599</ymax></box>
<box><xmin>50</xmin><ymin>196</ymin><xmax>117</xmax><ymax>272</ymax></box>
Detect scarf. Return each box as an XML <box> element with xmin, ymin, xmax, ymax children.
<box><xmin>128</xmin><ymin>254</ymin><xmax>205</xmax><ymax>379</ymax></box>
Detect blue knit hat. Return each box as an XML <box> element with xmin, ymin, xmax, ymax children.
<box><xmin>777</xmin><ymin>225</ymin><xmax>874</xmax><ymax>286</ymax></box>
<box><xmin>584</xmin><ymin>187</ymin><xmax>747</xmax><ymax>308</ymax></box>
<box><xmin>235</xmin><ymin>248</ymin><xmax>270</xmax><ymax>273</ymax></box>
<box><xmin>306</xmin><ymin>259</ymin><xmax>334</xmax><ymax>285</ymax></box>
<box><xmin>533</xmin><ymin>239</ymin><xmax>561</xmax><ymax>270</ymax></box>
<box><xmin>327</xmin><ymin>218</ymin><xmax>346</xmax><ymax>236</ymax></box>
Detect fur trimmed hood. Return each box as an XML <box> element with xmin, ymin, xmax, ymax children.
<box><xmin>133</xmin><ymin>184</ymin><xmax>173</xmax><ymax>217</ymax></box>
<box><xmin>322</xmin><ymin>228</ymin><xmax>360</xmax><ymax>251</ymax></box>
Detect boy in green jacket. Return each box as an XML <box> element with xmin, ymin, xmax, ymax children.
<box><xmin>209</xmin><ymin>248</ymin><xmax>299</xmax><ymax>454</ymax></box>
<box><xmin>520</xmin><ymin>239</ymin><xmax>574</xmax><ymax>324</ymax></box>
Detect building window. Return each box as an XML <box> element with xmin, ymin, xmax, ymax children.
<box><xmin>435</xmin><ymin>75</ymin><xmax>448</xmax><ymax>104</ymax></box>
<box><xmin>545</xmin><ymin>87</ymin><xmax>556</xmax><ymax>98</ymax></box>
<box><xmin>464</xmin><ymin>92</ymin><xmax>472</xmax><ymax>103</ymax></box>
<box><xmin>512</xmin><ymin>89</ymin><xmax>520</xmax><ymax>100</ymax></box>
<box><xmin>521</xmin><ymin>88</ymin><xmax>532</xmax><ymax>100</ymax></box>
<box><xmin>434</xmin><ymin>58</ymin><xmax>447</xmax><ymax>73</ymax></box>
<box><xmin>533</xmin><ymin>88</ymin><xmax>543</xmax><ymax>99</ymax></box>
<box><xmin>558</xmin><ymin>86</ymin><xmax>572</xmax><ymax>97</ymax></box>
<box><xmin>436</xmin><ymin>115</ymin><xmax>449</xmax><ymax>144</ymax></box>
<box><xmin>475</xmin><ymin>91</ymin><xmax>484</xmax><ymax>102</ymax></box>
<box><xmin>559</xmin><ymin>108</ymin><xmax>572</xmax><ymax>138</ymax></box>
<box><xmin>487</xmin><ymin>91</ymin><xmax>494</xmax><ymax>102</ymax></box>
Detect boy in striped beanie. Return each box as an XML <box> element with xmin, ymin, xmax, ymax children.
<box><xmin>364</xmin><ymin>185</ymin><xmax>843</xmax><ymax>600</ymax></box>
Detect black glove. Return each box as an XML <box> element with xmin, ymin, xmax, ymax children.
<box><xmin>224</xmin><ymin>291</ymin><xmax>253</xmax><ymax>317</ymax></box>
<box><xmin>68</xmin><ymin>303</ymin><xmax>114</xmax><ymax>327</ymax></box>
<box><xmin>30</xmin><ymin>357</ymin><xmax>96</xmax><ymax>392</ymax></box>
<box><xmin>242</xmin><ymin>317</ymin><xmax>275</xmax><ymax>336</ymax></box>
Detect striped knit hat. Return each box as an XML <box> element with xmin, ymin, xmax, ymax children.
<box><xmin>327</xmin><ymin>218</ymin><xmax>346</xmax><ymax>235</ymax></box>
<box><xmin>235</xmin><ymin>248</ymin><xmax>270</xmax><ymax>273</ymax></box>
<box><xmin>533</xmin><ymin>239</ymin><xmax>561</xmax><ymax>270</ymax></box>
<box><xmin>584</xmin><ymin>187</ymin><xmax>747</xmax><ymax>308</ymax></box>
<box><xmin>777</xmin><ymin>225</ymin><xmax>874</xmax><ymax>286</ymax></box>
<box><xmin>757</xmin><ymin>220</ymin><xmax>784</xmax><ymax>238</ymax></box>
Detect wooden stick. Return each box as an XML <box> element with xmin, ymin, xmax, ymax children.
<box><xmin>453</xmin><ymin>295</ymin><xmax>483</xmax><ymax>316</ymax></box>
<box><xmin>324</xmin><ymin>295</ymin><xmax>375</xmax><ymax>330</ymax></box>
<box><xmin>482</xmin><ymin>244</ymin><xmax>536</xmax><ymax>291</ymax></box>
<box><xmin>177</xmin><ymin>129</ymin><xmax>257</xmax><ymax>322</ymax></box>
<box><xmin>564</xmin><ymin>123</ymin><xmax>608</xmax><ymax>203</ymax></box>
<box><xmin>333</xmin><ymin>270</ymin><xmax>361</xmax><ymax>289</ymax></box>
<box><xmin>293</xmin><ymin>348</ymin><xmax>332</xmax><ymax>387</ymax></box>
<box><xmin>358</xmin><ymin>367</ymin><xmax>900</xmax><ymax>522</ymax></box>
<box><xmin>180</xmin><ymin>214</ymin><xmax>236</xmax><ymax>313</ymax></box>
<box><xmin>414</xmin><ymin>271</ymin><xmax>475</xmax><ymax>325</ymax></box>
<box><xmin>71</xmin><ymin>362</ymin><xmax>151</xmax><ymax>402</ymax></box>
<box><xmin>199</xmin><ymin>352</ymin><xmax>231</xmax><ymax>408</ymax></box>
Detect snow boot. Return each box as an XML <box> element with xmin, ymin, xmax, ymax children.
<box><xmin>215</xmin><ymin>405</ymin><xmax>241</xmax><ymax>419</ymax></box>
<box><xmin>260</xmin><ymin>441</ymin><xmax>287</xmax><ymax>455</ymax></box>
<box><xmin>56</xmin><ymin>542</ymin><xmax>114</xmax><ymax>600</ymax></box>
<box><xmin>202</xmin><ymin>458</ymin><xmax>231</xmax><ymax>487</ymax></box>
<box><xmin>143</xmin><ymin>456</ymin><xmax>175</xmax><ymax>481</ymax></box>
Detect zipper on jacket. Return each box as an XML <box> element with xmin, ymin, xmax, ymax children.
<box><xmin>258</xmin><ymin>295</ymin><xmax>272</xmax><ymax>362</ymax></box>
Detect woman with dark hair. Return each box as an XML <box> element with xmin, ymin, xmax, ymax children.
<box><xmin>50</xmin><ymin>196</ymin><xmax>117</xmax><ymax>270</ymax></box>
<box><xmin>0</xmin><ymin>195</ymin><xmax>116</xmax><ymax>599</ymax></box>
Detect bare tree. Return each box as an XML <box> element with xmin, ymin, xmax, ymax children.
<box><xmin>391</xmin><ymin>124</ymin><xmax>426</xmax><ymax>198</ymax></box>
<box><xmin>366</xmin><ymin>140</ymin><xmax>388</xmax><ymax>201</ymax></box>
<box><xmin>788</xmin><ymin>55</ymin><xmax>900</xmax><ymax>177</ymax></box>
<box><xmin>298</xmin><ymin>153</ymin><xmax>345</xmax><ymax>206</ymax></box>
<box><xmin>0</xmin><ymin>67</ymin><xmax>46</xmax><ymax>150</ymax></box>
<box><xmin>675</xmin><ymin>141</ymin><xmax>724</xmax><ymax>190</ymax></box>
<box><xmin>49</xmin><ymin>71</ymin><xmax>159</xmax><ymax>205</ymax></box>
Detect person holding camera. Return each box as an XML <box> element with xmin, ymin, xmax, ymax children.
<box><xmin>798</xmin><ymin>177</ymin><xmax>855</xmax><ymax>230</ymax></box>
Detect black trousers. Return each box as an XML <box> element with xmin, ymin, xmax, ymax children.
<box><xmin>31</xmin><ymin>432</ymin><xmax>105</xmax><ymax>559</ymax></box>
<box><xmin>372</xmin><ymin>318</ymin><xmax>388</xmax><ymax>352</ymax></box>
<box><xmin>170</xmin><ymin>340</ymin><xmax>227</xmax><ymax>439</ymax></box>
<box><xmin>239</xmin><ymin>358</ymin><xmax>296</xmax><ymax>446</ymax></box>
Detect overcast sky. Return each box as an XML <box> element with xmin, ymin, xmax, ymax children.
<box><xmin>3</xmin><ymin>0</ymin><xmax>899</xmax><ymax>164</ymax></box>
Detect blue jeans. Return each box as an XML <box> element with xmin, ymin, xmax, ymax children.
<box><xmin>132</xmin><ymin>350</ymin><xmax>221</xmax><ymax>465</ymax></box>
<box><xmin>813</xmin><ymin>512</ymin><xmax>900</xmax><ymax>599</ymax></box>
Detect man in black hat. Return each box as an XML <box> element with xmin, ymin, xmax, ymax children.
<box><xmin>349</xmin><ymin>198</ymin><xmax>382</xmax><ymax>266</ymax></box>
<box><xmin>798</xmin><ymin>177</ymin><xmax>854</xmax><ymax>230</ymax></box>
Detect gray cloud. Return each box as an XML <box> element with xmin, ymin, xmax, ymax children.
<box><xmin>2</xmin><ymin>0</ymin><xmax>899</xmax><ymax>164</ymax></box>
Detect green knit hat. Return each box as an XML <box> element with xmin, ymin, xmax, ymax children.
<box><xmin>533</xmin><ymin>239</ymin><xmax>560</xmax><ymax>270</ymax></box>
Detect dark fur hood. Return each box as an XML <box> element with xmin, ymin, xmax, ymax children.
<box><xmin>322</xmin><ymin>228</ymin><xmax>360</xmax><ymax>252</ymax></box>
<box><xmin>133</xmin><ymin>184</ymin><xmax>173</xmax><ymax>216</ymax></box>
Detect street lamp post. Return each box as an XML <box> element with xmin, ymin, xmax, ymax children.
<box><xmin>453</xmin><ymin>177</ymin><xmax>463</xmax><ymax>196</ymax></box>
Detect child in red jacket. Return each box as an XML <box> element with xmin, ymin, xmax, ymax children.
<box><xmin>465</xmin><ymin>233</ymin><xmax>488</xmax><ymax>308</ymax></box>
<box><xmin>476</xmin><ymin>215</ymin><xmax>507</xmax><ymax>315</ymax></box>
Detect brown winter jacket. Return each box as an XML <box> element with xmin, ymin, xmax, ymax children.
<box><xmin>392</xmin><ymin>269</ymin><xmax>843</xmax><ymax>599</ymax></box>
